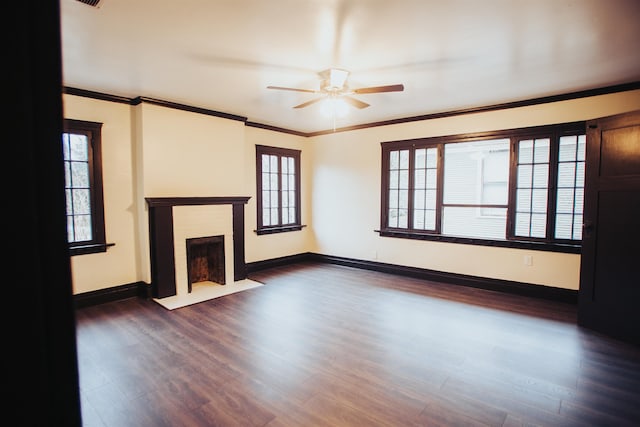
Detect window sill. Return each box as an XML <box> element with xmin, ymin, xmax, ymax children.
<box><xmin>255</xmin><ymin>224</ymin><xmax>306</xmax><ymax>235</ymax></box>
<box><xmin>69</xmin><ymin>242</ymin><xmax>115</xmax><ymax>256</ymax></box>
<box><xmin>375</xmin><ymin>229</ymin><xmax>580</xmax><ymax>254</ymax></box>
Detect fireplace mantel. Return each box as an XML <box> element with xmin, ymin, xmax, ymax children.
<box><xmin>146</xmin><ymin>196</ymin><xmax>251</xmax><ymax>298</ymax></box>
<box><xmin>146</xmin><ymin>196</ymin><xmax>251</xmax><ymax>208</ymax></box>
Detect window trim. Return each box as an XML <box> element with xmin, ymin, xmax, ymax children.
<box><xmin>255</xmin><ymin>145</ymin><xmax>302</xmax><ymax>235</ymax></box>
<box><xmin>63</xmin><ymin>119</ymin><xmax>109</xmax><ymax>256</ymax></box>
<box><xmin>379</xmin><ymin>122</ymin><xmax>585</xmax><ymax>253</ymax></box>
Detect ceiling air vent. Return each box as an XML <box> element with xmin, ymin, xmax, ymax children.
<box><xmin>76</xmin><ymin>0</ymin><xmax>104</xmax><ymax>7</ymax></box>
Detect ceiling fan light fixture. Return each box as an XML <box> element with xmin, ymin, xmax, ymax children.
<box><xmin>320</xmin><ymin>96</ymin><xmax>350</xmax><ymax>118</ymax></box>
<box><xmin>321</xmin><ymin>68</ymin><xmax>350</xmax><ymax>92</ymax></box>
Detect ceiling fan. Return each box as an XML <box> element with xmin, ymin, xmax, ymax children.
<box><xmin>267</xmin><ymin>68</ymin><xmax>404</xmax><ymax>109</ymax></box>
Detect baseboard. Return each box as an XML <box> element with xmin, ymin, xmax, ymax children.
<box><xmin>77</xmin><ymin>252</ymin><xmax>577</xmax><ymax>308</ymax></box>
<box><xmin>246</xmin><ymin>252</ymin><xmax>315</xmax><ymax>273</ymax></box>
<box><xmin>249</xmin><ymin>252</ymin><xmax>578</xmax><ymax>304</ymax></box>
<box><xmin>74</xmin><ymin>281</ymin><xmax>151</xmax><ymax>309</ymax></box>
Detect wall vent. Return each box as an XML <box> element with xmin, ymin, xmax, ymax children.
<box><xmin>76</xmin><ymin>0</ymin><xmax>104</xmax><ymax>7</ymax></box>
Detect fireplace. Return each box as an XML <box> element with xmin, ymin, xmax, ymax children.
<box><xmin>186</xmin><ymin>235</ymin><xmax>225</xmax><ymax>292</ymax></box>
<box><xmin>146</xmin><ymin>196</ymin><xmax>250</xmax><ymax>298</ymax></box>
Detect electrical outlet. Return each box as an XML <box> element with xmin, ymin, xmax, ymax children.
<box><xmin>524</xmin><ymin>255</ymin><xmax>533</xmax><ymax>266</ymax></box>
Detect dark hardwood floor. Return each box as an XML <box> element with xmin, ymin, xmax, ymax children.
<box><xmin>75</xmin><ymin>262</ymin><xmax>640</xmax><ymax>426</ymax></box>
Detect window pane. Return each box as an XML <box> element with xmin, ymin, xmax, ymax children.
<box><xmin>388</xmin><ymin>208</ymin><xmax>398</xmax><ymax>227</ymax></box>
<box><xmin>399</xmin><ymin>170</ymin><xmax>409</xmax><ymax>189</ymax></box>
<box><xmin>69</xmin><ymin>134</ymin><xmax>89</xmax><ymax>161</ymax></box>
<box><xmin>389</xmin><ymin>190</ymin><xmax>398</xmax><ymax>208</ymax></box>
<box><xmin>270</xmin><ymin>208</ymin><xmax>278</xmax><ymax>225</ymax></box>
<box><xmin>574</xmin><ymin>188</ymin><xmax>584</xmax><ymax>214</ymax></box>
<box><xmin>558</xmin><ymin>136</ymin><xmax>577</xmax><ymax>161</ymax></box>
<box><xmin>262</xmin><ymin>172</ymin><xmax>270</xmax><ymax>190</ymax></box>
<box><xmin>533</xmin><ymin>139</ymin><xmax>550</xmax><ymax>163</ymax></box>
<box><xmin>263</xmin><ymin>209</ymin><xmax>271</xmax><ymax>226</ymax></box>
<box><xmin>426</xmin><ymin>148</ymin><xmax>437</xmax><ymax>168</ymax></box>
<box><xmin>575</xmin><ymin>163</ymin><xmax>585</xmax><ymax>187</ymax></box>
<box><xmin>390</xmin><ymin>151</ymin><xmax>399</xmax><ymax>169</ymax></box>
<box><xmin>397</xmin><ymin>209</ymin><xmax>408</xmax><ymax>228</ymax></box>
<box><xmin>556</xmin><ymin>188</ymin><xmax>575</xmax><ymax>213</ymax></box>
<box><xmin>443</xmin><ymin>139</ymin><xmax>509</xmax><ymax>204</ymax></box>
<box><xmin>442</xmin><ymin>206</ymin><xmax>507</xmax><ymax>239</ymax></box>
<box><xmin>262</xmin><ymin>190</ymin><xmax>270</xmax><ymax>208</ymax></box>
<box><xmin>519</xmin><ymin>140</ymin><xmax>533</xmax><ymax>163</ymax></box>
<box><xmin>555</xmin><ymin>214</ymin><xmax>573</xmax><ymax>240</ymax></box>
<box><xmin>425</xmin><ymin>210</ymin><xmax>436</xmax><ymax>229</ymax></box>
<box><xmin>73</xmin><ymin>214</ymin><xmax>93</xmax><ymax>241</ymax></box>
<box><xmin>415</xmin><ymin>148</ymin><xmax>426</xmax><ymax>168</ymax></box>
<box><xmin>399</xmin><ymin>150</ymin><xmax>409</xmax><ymax>169</ymax></box>
<box><xmin>517</xmin><ymin>165</ymin><xmax>533</xmax><ymax>187</ymax></box>
<box><xmin>532</xmin><ymin>164</ymin><xmax>549</xmax><ymax>187</ymax></box>
<box><xmin>262</xmin><ymin>154</ymin><xmax>270</xmax><ymax>171</ymax></box>
<box><xmin>515</xmin><ymin>137</ymin><xmax>550</xmax><ymax>239</ymax></box>
<box><xmin>426</xmin><ymin>169</ymin><xmax>437</xmax><ymax>188</ymax></box>
<box><xmin>270</xmin><ymin>155</ymin><xmax>278</xmax><ymax>172</ymax></box>
<box><xmin>281</xmin><ymin>156</ymin><xmax>288</xmax><ymax>173</ymax></box>
<box><xmin>557</xmin><ymin>163</ymin><xmax>576</xmax><ymax>187</ymax></box>
<box><xmin>414</xmin><ymin>210</ymin><xmax>425</xmax><ymax>229</ymax></box>
<box><xmin>415</xmin><ymin>169</ymin><xmax>425</xmax><ymax>188</ymax></box>
<box><xmin>577</xmin><ymin>135</ymin><xmax>586</xmax><ymax>161</ymax></box>
<box><xmin>414</xmin><ymin>189</ymin><xmax>425</xmax><ymax>209</ymax></box>
<box><xmin>67</xmin><ymin>215</ymin><xmax>74</xmax><ymax>242</ymax></box>
<box><xmin>72</xmin><ymin>189</ymin><xmax>91</xmax><ymax>215</ymax></box>
<box><xmin>554</xmin><ymin>133</ymin><xmax>586</xmax><ymax>241</ymax></box>
<box><xmin>389</xmin><ymin>171</ymin><xmax>399</xmax><ymax>189</ymax></box>
<box><xmin>573</xmin><ymin>215</ymin><xmax>583</xmax><ymax>239</ymax></box>
<box><xmin>516</xmin><ymin>189</ymin><xmax>531</xmax><ymax>212</ymax></box>
<box><xmin>530</xmin><ymin>213</ymin><xmax>547</xmax><ymax>238</ymax></box>
<box><xmin>399</xmin><ymin>189</ymin><xmax>408</xmax><ymax>209</ymax></box>
<box><xmin>65</xmin><ymin>189</ymin><xmax>73</xmax><ymax>213</ymax></box>
<box><xmin>515</xmin><ymin>212</ymin><xmax>531</xmax><ymax>236</ymax></box>
<box><xmin>425</xmin><ymin>190</ymin><xmax>436</xmax><ymax>209</ymax></box>
<box><xmin>531</xmin><ymin>189</ymin><xmax>548</xmax><ymax>213</ymax></box>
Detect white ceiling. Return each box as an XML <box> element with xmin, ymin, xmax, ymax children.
<box><xmin>60</xmin><ymin>0</ymin><xmax>640</xmax><ymax>134</ymax></box>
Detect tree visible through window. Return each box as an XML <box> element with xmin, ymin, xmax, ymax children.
<box><xmin>255</xmin><ymin>145</ymin><xmax>302</xmax><ymax>234</ymax></box>
<box><xmin>62</xmin><ymin>119</ymin><xmax>108</xmax><ymax>255</ymax></box>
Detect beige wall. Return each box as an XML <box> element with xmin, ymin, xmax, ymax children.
<box><xmin>309</xmin><ymin>89</ymin><xmax>640</xmax><ymax>290</ymax></box>
<box><xmin>243</xmin><ymin>127</ymin><xmax>314</xmax><ymax>262</ymax></box>
<box><xmin>62</xmin><ymin>95</ymin><xmax>312</xmax><ymax>294</ymax></box>
<box><xmin>63</xmin><ymin>95</ymin><xmax>140</xmax><ymax>294</ymax></box>
<box><xmin>63</xmin><ymin>89</ymin><xmax>640</xmax><ymax>294</ymax></box>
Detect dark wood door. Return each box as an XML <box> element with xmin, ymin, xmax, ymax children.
<box><xmin>578</xmin><ymin>109</ymin><xmax>640</xmax><ymax>345</ymax></box>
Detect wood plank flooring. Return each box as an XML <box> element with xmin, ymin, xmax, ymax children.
<box><xmin>75</xmin><ymin>262</ymin><xmax>640</xmax><ymax>426</ymax></box>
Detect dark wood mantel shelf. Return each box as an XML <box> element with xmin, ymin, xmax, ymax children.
<box><xmin>145</xmin><ymin>196</ymin><xmax>251</xmax><ymax>298</ymax></box>
<box><xmin>145</xmin><ymin>196</ymin><xmax>251</xmax><ymax>207</ymax></box>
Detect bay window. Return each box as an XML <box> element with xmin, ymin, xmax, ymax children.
<box><xmin>379</xmin><ymin>122</ymin><xmax>586</xmax><ymax>252</ymax></box>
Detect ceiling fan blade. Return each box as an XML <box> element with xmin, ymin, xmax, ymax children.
<box><xmin>267</xmin><ymin>86</ymin><xmax>317</xmax><ymax>93</ymax></box>
<box><xmin>343</xmin><ymin>96</ymin><xmax>370</xmax><ymax>109</ymax></box>
<box><xmin>293</xmin><ymin>97</ymin><xmax>325</xmax><ymax>109</ymax></box>
<box><xmin>353</xmin><ymin>84</ymin><xmax>405</xmax><ymax>94</ymax></box>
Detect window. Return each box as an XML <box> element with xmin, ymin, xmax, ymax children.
<box><xmin>62</xmin><ymin>119</ymin><xmax>108</xmax><ymax>255</ymax></box>
<box><xmin>380</xmin><ymin>122</ymin><xmax>586</xmax><ymax>252</ymax></box>
<box><xmin>255</xmin><ymin>145</ymin><xmax>302</xmax><ymax>234</ymax></box>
